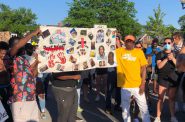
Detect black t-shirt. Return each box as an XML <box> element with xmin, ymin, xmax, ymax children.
<box><xmin>52</xmin><ymin>71</ymin><xmax>81</xmax><ymax>87</ymax></box>
<box><xmin>96</xmin><ymin>68</ymin><xmax>108</xmax><ymax>75</ymax></box>
<box><xmin>156</xmin><ymin>51</ymin><xmax>176</xmax><ymax>80</ymax></box>
<box><xmin>0</xmin><ymin>71</ymin><xmax>10</xmax><ymax>85</ymax></box>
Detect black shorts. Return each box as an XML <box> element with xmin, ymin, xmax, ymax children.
<box><xmin>157</xmin><ymin>79</ymin><xmax>179</xmax><ymax>88</ymax></box>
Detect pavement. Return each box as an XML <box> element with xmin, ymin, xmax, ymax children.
<box><xmin>40</xmin><ymin>84</ymin><xmax>185</xmax><ymax>122</ymax></box>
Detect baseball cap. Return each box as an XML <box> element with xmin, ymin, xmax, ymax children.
<box><xmin>124</xmin><ymin>35</ymin><xmax>136</xmax><ymax>42</ymax></box>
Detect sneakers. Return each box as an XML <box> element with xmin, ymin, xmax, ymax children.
<box><xmin>154</xmin><ymin>117</ymin><xmax>161</xmax><ymax>122</ymax></box>
<box><xmin>171</xmin><ymin>117</ymin><xmax>178</xmax><ymax>122</ymax></box>
<box><xmin>95</xmin><ymin>95</ymin><xmax>100</xmax><ymax>102</ymax></box>
<box><xmin>40</xmin><ymin>112</ymin><xmax>46</xmax><ymax>119</ymax></box>
<box><xmin>76</xmin><ymin>116</ymin><xmax>83</xmax><ymax>122</ymax></box>
<box><xmin>77</xmin><ymin>106</ymin><xmax>83</xmax><ymax>112</ymax></box>
<box><xmin>105</xmin><ymin>109</ymin><xmax>113</xmax><ymax>115</ymax></box>
<box><xmin>154</xmin><ymin>116</ymin><xmax>178</xmax><ymax>122</ymax></box>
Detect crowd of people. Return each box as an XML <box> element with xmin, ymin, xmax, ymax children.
<box><xmin>0</xmin><ymin>28</ymin><xmax>185</xmax><ymax>122</ymax></box>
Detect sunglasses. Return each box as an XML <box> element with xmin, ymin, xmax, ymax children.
<box><xmin>163</xmin><ymin>42</ymin><xmax>171</xmax><ymax>45</ymax></box>
<box><xmin>125</xmin><ymin>39</ymin><xmax>134</xmax><ymax>43</ymax></box>
<box><xmin>136</xmin><ymin>46</ymin><xmax>142</xmax><ymax>48</ymax></box>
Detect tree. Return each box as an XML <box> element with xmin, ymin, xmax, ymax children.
<box><xmin>145</xmin><ymin>5</ymin><xmax>176</xmax><ymax>39</ymax></box>
<box><xmin>163</xmin><ymin>25</ymin><xmax>177</xmax><ymax>37</ymax></box>
<box><xmin>64</xmin><ymin>0</ymin><xmax>142</xmax><ymax>36</ymax></box>
<box><xmin>178</xmin><ymin>15</ymin><xmax>185</xmax><ymax>34</ymax></box>
<box><xmin>0</xmin><ymin>3</ymin><xmax>38</xmax><ymax>36</ymax></box>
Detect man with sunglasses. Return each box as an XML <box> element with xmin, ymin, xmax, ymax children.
<box><xmin>116</xmin><ymin>35</ymin><xmax>150</xmax><ymax>122</ymax></box>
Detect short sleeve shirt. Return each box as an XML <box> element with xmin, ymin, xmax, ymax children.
<box><xmin>8</xmin><ymin>55</ymin><xmax>36</xmax><ymax>103</ymax></box>
<box><xmin>156</xmin><ymin>51</ymin><xmax>175</xmax><ymax>80</ymax></box>
<box><xmin>116</xmin><ymin>48</ymin><xmax>148</xmax><ymax>88</ymax></box>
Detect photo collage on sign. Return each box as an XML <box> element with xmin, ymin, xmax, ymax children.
<box><xmin>37</xmin><ymin>26</ymin><xmax>117</xmax><ymax>73</ymax></box>
<box><xmin>95</xmin><ymin>28</ymin><xmax>117</xmax><ymax>67</ymax></box>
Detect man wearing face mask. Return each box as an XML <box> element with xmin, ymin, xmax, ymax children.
<box><xmin>154</xmin><ymin>38</ymin><xmax>178</xmax><ymax>122</ymax></box>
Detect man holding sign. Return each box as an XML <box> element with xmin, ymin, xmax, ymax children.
<box><xmin>7</xmin><ymin>29</ymin><xmax>41</xmax><ymax>122</ymax></box>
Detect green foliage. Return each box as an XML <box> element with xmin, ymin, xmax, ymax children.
<box><xmin>145</xmin><ymin>5</ymin><xmax>176</xmax><ymax>40</ymax></box>
<box><xmin>64</xmin><ymin>0</ymin><xmax>142</xmax><ymax>37</ymax></box>
<box><xmin>178</xmin><ymin>15</ymin><xmax>185</xmax><ymax>34</ymax></box>
<box><xmin>0</xmin><ymin>3</ymin><xmax>38</xmax><ymax>37</ymax></box>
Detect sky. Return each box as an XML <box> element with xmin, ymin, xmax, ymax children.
<box><xmin>0</xmin><ymin>0</ymin><xmax>184</xmax><ymax>28</ymax></box>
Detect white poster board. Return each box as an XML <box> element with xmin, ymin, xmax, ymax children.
<box><xmin>37</xmin><ymin>26</ymin><xmax>117</xmax><ymax>73</ymax></box>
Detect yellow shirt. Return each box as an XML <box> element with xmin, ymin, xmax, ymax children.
<box><xmin>116</xmin><ymin>48</ymin><xmax>147</xmax><ymax>88</ymax></box>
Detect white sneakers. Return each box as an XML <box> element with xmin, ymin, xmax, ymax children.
<box><xmin>154</xmin><ymin>117</ymin><xmax>161</xmax><ymax>122</ymax></box>
<box><xmin>154</xmin><ymin>117</ymin><xmax>178</xmax><ymax>122</ymax></box>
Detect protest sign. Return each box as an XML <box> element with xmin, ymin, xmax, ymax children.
<box><xmin>37</xmin><ymin>26</ymin><xmax>117</xmax><ymax>73</ymax></box>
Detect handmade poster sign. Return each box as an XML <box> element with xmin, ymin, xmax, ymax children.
<box><xmin>37</xmin><ymin>26</ymin><xmax>117</xmax><ymax>73</ymax></box>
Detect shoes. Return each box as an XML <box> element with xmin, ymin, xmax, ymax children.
<box><xmin>154</xmin><ymin>117</ymin><xmax>161</xmax><ymax>122</ymax></box>
<box><xmin>105</xmin><ymin>109</ymin><xmax>113</xmax><ymax>115</ymax></box>
<box><xmin>77</xmin><ymin>106</ymin><xmax>83</xmax><ymax>112</ymax></box>
<box><xmin>76</xmin><ymin>116</ymin><xmax>83</xmax><ymax>122</ymax></box>
<box><xmin>40</xmin><ymin>112</ymin><xmax>47</xmax><ymax>119</ymax></box>
<box><xmin>171</xmin><ymin>117</ymin><xmax>178</xmax><ymax>122</ymax></box>
<box><xmin>95</xmin><ymin>95</ymin><xmax>100</xmax><ymax>102</ymax></box>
